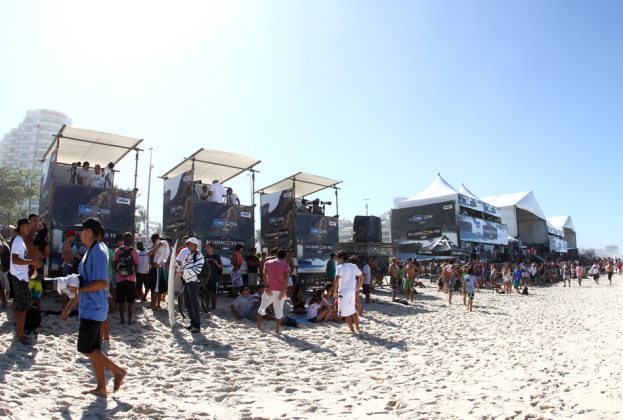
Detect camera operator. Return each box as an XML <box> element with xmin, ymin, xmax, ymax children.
<box><xmin>225</xmin><ymin>187</ymin><xmax>240</xmax><ymax>205</ymax></box>
<box><xmin>90</xmin><ymin>164</ymin><xmax>106</xmax><ymax>188</ymax></box>
<box><xmin>312</xmin><ymin>198</ymin><xmax>324</xmax><ymax>215</ymax></box>
<box><xmin>297</xmin><ymin>199</ymin><xmax>310</xmax><ymax>213</ymax></box>
<box><xmin>77</xmin><ymin>162</ymin><xmax>91</xmax><ymax>186</ymax></box>
<box><xmin>103</xmin><ymin>162</ymin><xmax>115</xmax><ymax>188</ymax></box>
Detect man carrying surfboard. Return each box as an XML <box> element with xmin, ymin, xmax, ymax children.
<box><xmin>177</xmin><ymin>237</ymin><xmax>205</xmax><ymax>333</ymax></box>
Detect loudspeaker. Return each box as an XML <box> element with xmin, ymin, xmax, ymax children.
<box><xmin>353</xmin><ymin>216</ymin><xmax>382</xmax><ymax>243</ymax></box>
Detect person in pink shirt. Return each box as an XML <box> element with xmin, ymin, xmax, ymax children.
<box><xmin>113</xmin><ymin>232</ymin><xmax>139</xmax><ymax>325</ymax></box>
<box><xmin>257</xmin><ymin>249</ymin><xmax>290</xmax><ymax>334</ymax></box>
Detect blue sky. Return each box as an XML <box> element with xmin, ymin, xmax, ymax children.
<box><xmin>1</xmin><ymin>1</ymin><xmax>621</xmax><ymax>250</ymax></box>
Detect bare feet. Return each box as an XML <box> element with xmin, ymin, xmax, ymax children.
<box><xmin>113</xmin><ymin>369</ymin><xmax>127</xmax><ymax>393</ymax></box>
<box><xmin>82</xmin><ymin>387</ymin><xmax>107</xmax><ymax>397</ymax></box>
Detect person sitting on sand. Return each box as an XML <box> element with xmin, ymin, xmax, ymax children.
<box><xmin>318</xmin><ymin>283</ymin><xmax>340</xmax><ymax>322</ymax></box>
<box><xmin>230</xmin><ymin>286</ymin><xmax>256</xmax><ymax>321</ymax></box>
<box><xmin>306</xmin><ymin>289</ymin><xmax>323</xmax><ymax>323</ymax></box>
<box><xmin>61</xmin><ymin>218</ymin><xmax>126</xmax><ymax>397</ymax></box>
<box><xmin>291</xmin><ymin>284</ymin><xmax>307</xmax><ymax>314</ymax></box>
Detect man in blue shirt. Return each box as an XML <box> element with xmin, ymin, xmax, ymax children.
<box><xmin>61</xmin><ymin>218</ymin><xmax>126</xmax><ymax>397</ymax></box>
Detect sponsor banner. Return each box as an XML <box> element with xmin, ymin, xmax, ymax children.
<box><xmin>391</xmin><ymin>200</ymin><xmax>458</xmax><ymax>246</ymax></box>
<box><xmin>547</xmin><ymin>225</ymin><xmax>564</xmax><ymax>237</ymax></box>
<box><xmin>163</xmin><ymin>170</ymin><xmax>194</xmax><ymax>239</ymax></box>
<box><xmin>549</xmin><ymin>235</ymin><xmax>568</xmax><ymax>253</ymax></box>
<box><xmin>458</xmin><ymin>194</ymin><xmax>499</xmax><ymax>216</ymax></box>
<box><xmin>39</xmin><ymin>148</ymin><xmax>56</xmax><ymax>217</ymax></box>
<box><xmin>296</xmin><ymin>213</ymin><xmax>339</xmax><ymax>274</ymax></box>
<box><xmin>192</xmin><ymin>202</ymin><xmax>255</xmax><ymax>259</ymax></box>
<box><xmin>51</xmin><ymin>185</ymin><xmax>135</xmax><ymax>232</ymax></box>
<box><xmin>457</xmin><ymin>214</ymin><xmax>509</xmax><ymax>245</ymax></box>
<box><xmin>260</xmin><ymin>189</ymin><xmax>295</xmax><ymax>251</ymax></box>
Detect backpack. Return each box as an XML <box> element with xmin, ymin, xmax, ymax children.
<box><xmin>193</xmin><ymin>252</ymin><xmax>211</xmax><ymax>284</ymax></box>
<box><xmin>116</xmin><ymin>247</ymin><xmax>135</xmax><ymax>276</ymax></box>
<box><xmin>25</xmin><ymin>305</ymin><xmax>42</xmax><ymax>334</ymax></box>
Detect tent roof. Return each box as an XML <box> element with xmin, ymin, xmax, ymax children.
<box><xmin>257</xmin><ymin>172</ymin><xmax>341</xmax><ymax>199</ymax></box>
<box><xmin>42</xmin><ymin>125</ymin><xmax>143</xmax><ymax>165</ymax></box>
<box><xmin>547</xmin><ymin>216</ymin><xmax>575</xmax><ymax>232</ymax></box>
<box><xmin>397</xmin><ymin>175</ymin><xmax>459</xmax><ymax>208</ymax></box>
<box><xmin>458</xmin><ymin>183</ymin><xmax>480</xmax><ymax>200</ymax></box>
<box><xmin>483</xmin><ymin>191</ymin><xmax>547</xmax><ymax>220</ymax></box>
<box><xmin>161</xmin><ymin>148</ymin><xmax>261</xmax><ymax>184</ymax></box>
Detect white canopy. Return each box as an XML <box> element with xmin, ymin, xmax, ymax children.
<box><xmin>42</xmin><ymin>125</ymin><xmax>143</xmax><ymax>165</ymax></box>
<box><xmin>458</xmin><ymin>183</ymin><xmax>480</xmax><ymax>200</ymax></box>
<box><xmin>397</xmin><ymin>175</ymin><xmax>459</xmax><ymax>208</ymax></box>
<box><xmin>257</xmin><ymin>172</ymin><xmax>341</xmax><ymax>199</ymax></box>
<box><xmin>483</xmin><ymin>191</ymin><xmax>547</xmax><ymax>244</ymax></box>
<box><xmin>547</xmin><ymin>216</ymin><xmax>575</xmax><ymax>233</ymax></box>
<box><xmin>483</xmin><ymin>191</ymin><xmax>547</xmax><ymax>221</ymax></box>
<box><xmin>161</xmin><ymin>148</ymin><xmax>261</xmax><ymax>184</ymax></box>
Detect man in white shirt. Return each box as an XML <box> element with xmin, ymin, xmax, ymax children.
<box><xmin>10</xmin><ymin>218</ymin><xmax>42</xmax><ymax>345</ymax></box>
<box><xmin>208</xmin><ymin>180</ymin><xmax>225</xmax><ymax>203</ymax></box>
<box><xmin>77</xmin><ymin>161</ymin><xmax>92</xmax><ymax>186</ymax></box>
<box><xmin>333</xmin><ymin>250</ymin><xmax>364</xmax><ymax>333</ymax></box>
<box><xmin>361</xmin><ymin>259</ymin><xmax>372</xmax><ymax>303</ymax></box>
<box><xmin>178</xmin><ymin>238</ymin><xmax>204</xmax><ymax>333</ymax></box>
<box><xmin>89</xmin><ymin>164</ymin><xmax>106</xmax><ymax>188</ymax></box>
<box><xmin>147</xmin><ymin>234</ymin><xmax>171</xmax><ymax>310</ymax></box>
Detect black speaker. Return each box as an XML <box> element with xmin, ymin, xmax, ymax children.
<box><xmin>353</xmin><ymin>216</ymin><xmax>382</xmax><ymax>243</ymax></box>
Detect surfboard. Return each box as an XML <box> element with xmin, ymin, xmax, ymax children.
<box><xmin>168</xmin><ymin>240</ymin><xmax>178</xmax><ymax>329</ymax></box>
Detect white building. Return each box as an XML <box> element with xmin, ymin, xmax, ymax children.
<box><xmin>0</xmin><ymin>109</ymin><xmax>72</xmax><ymax>214</ymax></box>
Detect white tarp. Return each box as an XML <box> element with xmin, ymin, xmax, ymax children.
<box><xmin>257</xmin><ymin>172</ymin><xmax>341</xmax><ymax>199</ymax></box>
<box><xmin>548</xmin><ymin>216</ymin><xmax>577</xmax><ymax>248</ymax></box>
<box><xmin>42</xmin><ymin>125</ymin><xmax>143</xmax><ymax>165</ymax></box>
<box><xmin>161</xmin><ymin>148</ymin><xmax>261</xmax><ymax>184</ymax></box>
<box><xmin>397</xmin><ymin>175</ymin><xmax>459</xmax><ymax>208</ymax></box>
<box><xmin>483</xmin><ymin>191</ymin><xmax>548</xmax><ymax>245</ymax></box>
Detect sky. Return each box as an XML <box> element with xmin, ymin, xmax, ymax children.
<box><xmin>1</xmin><ymin>0</ymin><xmax>621</xmax><ymax>250</ymax></box>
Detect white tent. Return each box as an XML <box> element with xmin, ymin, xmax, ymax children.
<box><xmin>547</xmin><ymin>216</ymin><xmax>577</xmax><ymax>248</ymax></box>
<box><xmin>397</xmin><ymin>175</ymin><xmax>459</xmax><ymax>208</ymax></box>
<box><xmin>483</xmin><ymin>191</ymin><xmax>548</xmax><ymax>245</ymax></box>
<box><xmin>458</xmin><ymin>183</ymin><xmax>480</xmax><ymax>200</ymax></box>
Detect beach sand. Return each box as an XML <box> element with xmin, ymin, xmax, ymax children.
<box><xmin>1</xmin><ymin>275</ymin><xmax>623</xmax><ymax>419</ymax></box>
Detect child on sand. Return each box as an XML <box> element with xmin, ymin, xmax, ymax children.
<box><xmin>464</xmin><ymin>268</ymin><xmax>477</xmax><ymax>312</ymax></box>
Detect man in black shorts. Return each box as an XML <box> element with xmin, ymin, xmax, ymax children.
<box><xmin>61</xmin><ymin>218</ymin><xmax>126</xmax><ymax>396</ymax></box>
<box><xmin>113</xmin><ymin>232</ymin><xmax>139</xmax><ymax>324</ymax></box>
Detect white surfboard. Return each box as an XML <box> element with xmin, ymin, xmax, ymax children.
<box><xmin>168</xmin><ymin>240</ymin><xmax>178</xmax><ymax>329</ymax></box>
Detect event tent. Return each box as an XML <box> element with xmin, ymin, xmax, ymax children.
<box><xmin>457</xmin><ymin>184</ymin><xmax>480</xmax><ymax>200</ymax></box>
<box><xmin>547</xmin><ymin>216</ymin><xmax>577</xmax><ymax>248</ymax></box>
<box><xmin>483</xmin><ymin>191</ymin><xmax>548</xmax><ymax>245</ymax></box>
<box><xmin>396</xmin><ymin>174</ymin><xmax>460</xmax><ymax>208</ymax></box>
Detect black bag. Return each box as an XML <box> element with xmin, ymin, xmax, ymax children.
<box><xmin>522</xmin><ymin>286</ymin><xmax>529</xmax><ymax>295</ymax></box>
<box><xmin>25</xmin><ymin>305</ymin><xmax>42</xmax><ymax>334</ymax></box>
<box><xmin>193</xmin><ymin>253</ymin><xmax>211</xmax><ymax>284</ymax></box>
<box><xmin>116</xmin><ymin>247</ymin><xmax>135</xmax><ymax>276</ymax></box>
<box><xmin>282</xmin><ymin>317</ymin><xmax>298</xmax><ymax>327</ymax></box>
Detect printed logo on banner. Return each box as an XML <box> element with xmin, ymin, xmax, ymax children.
<box><xmin>328</xmin><ymin>220</ymin><xmax>337</xmax><ymax>227</ymax></box>
<box><xmin>304</xmin><ymin>242</ymin><xmax>334</xmax><ymax>254</ymax></box>
<box><xmin>240</xmin><ymin>212</ymin><xmax>252</xmax><ymax>218</ymax></box>
<box><xmin>407</xmin><ymin>227</ymin><xmax>442</xmax><ymax>240</ymax></box>
<box><xmin>412</xmin><ymin>214</ymin><xmax>433</xmax><ymax>223</ymax></box>
<box><xmin>96</xmin><ymin>208</ymin><xmax>111</xmax><ymax>216</ymax></box>
<box><xmin>213</xmin><ymin>218</ymin><xmax>238</xmax><ymax>228</ymax></box>
<box><xmin>269</xmin><ymin>217</ymin><xmax>284</xmax><ymax>225</ymax></box>
<box><xmin>310</xmin><ymin>227</ymin><xmax>327</xmax><ymax>236</ymax></box>
<box><xmin>183</xmin><ymin>175</ymin><xmax>191</xmax><ymax>182</ymax></box>
<box><xmin>443</xmin><ymin>204</ymin><xmax>453</xmax><ymax>210</ymax></box>
<box><xmin>79</xmin><ymin>205</ymin><xmax>94</xmax><ymax>215</ymax></box>
<box><xmin>265</xmin><ymin>229</ymin><xmax>290</xmax><ymax>241</ymax></box>
<box><xmin>116</xmin><ymin>197</ymin><xmax>131</xmax><ymax>205</ymax></box>
<box><xmin>283</xmin><ymin>191</ymin><xmax>292</xmax><ymax>198</ymax></box>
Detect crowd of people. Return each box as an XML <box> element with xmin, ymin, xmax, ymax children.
<box><xmin>198</xmin><ymin>179</ymin><xmax>240</xmax><ymax>205</ymax></box>
<box><xmin>1</xmin><ymin>214</ymin><xmax>621</xmax><ymax>394</ymax></box>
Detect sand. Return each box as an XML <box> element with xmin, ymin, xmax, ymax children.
<box><xmin>1</xmin><ymin>275</ymin><xmax>623</xmax><ymax>419</ymax></box>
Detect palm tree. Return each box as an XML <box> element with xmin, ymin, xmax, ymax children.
<box><xmin>135</xmin><ymin>205</ymin><xmax>148</xmax><ymax>235</ymax></box>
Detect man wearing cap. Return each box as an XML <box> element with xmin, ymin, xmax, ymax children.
<box><xmin>208</xmin><ymin>179</ymin><xmax>225</xmax><ymax>203</ymax></box>
<box><xmin>178</xmin><ymin>238</ymin><xmax>204</xmax><ymax>332</ymax></box>
<box><xmin>62</xmin><ymin>230</ymin><xmax>77</xmax><ymax>276</ymax></box>
<box><xmin>10</xmin><ymin>218</ymin><xmax>42</xmax><ymax>344</ymax></box>
<box><xmin>61</xmin><ymin>218</ymin><xmax>126</xmax><ymax>396</ymax></box>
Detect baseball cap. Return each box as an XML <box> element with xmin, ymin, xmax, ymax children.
<box><xmin>187</xmin><ymin>237</ymin><xmax>199</xmax><ymax>246</ymax></box>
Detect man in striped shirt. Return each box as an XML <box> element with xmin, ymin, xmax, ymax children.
<box><xmin>178</xmin><ymin>238</ymin><xmax>204</xmax><ymax>333</ymax></box>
